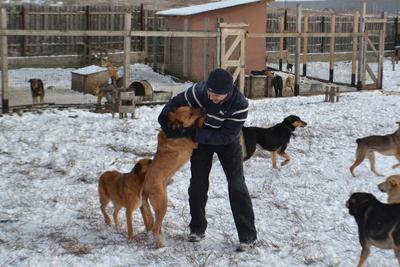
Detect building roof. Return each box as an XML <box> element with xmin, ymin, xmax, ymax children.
<box><xmin>156</xmin><ymin>0</ymin><xmax>267</xmax><ymax>16</ymax></box>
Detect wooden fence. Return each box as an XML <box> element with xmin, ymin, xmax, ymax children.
<box><xmin>1</xmin><ymin>4</ymin><xmax>399</xmax><ymax>60</ymax></box>
<box><xmin>266</xmin><ymin>9</ymin><xmax>399</xmax><ymax>54</ymax></box>
<box><xmin>3</xmin><ymin>4</ymin><xmax>165</xmax><ymax>59</ymax></box>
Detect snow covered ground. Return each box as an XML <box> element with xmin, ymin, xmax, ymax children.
<box><xmin>0</xmin><ymin>59</ymin><xmax>400</xmax><ymax>266</ymax></box>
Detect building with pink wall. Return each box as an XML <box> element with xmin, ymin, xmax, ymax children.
<box><xmin>157</xmin><ymin>0</ymin><xmax>269</xmax><ymax>82</ymax></box>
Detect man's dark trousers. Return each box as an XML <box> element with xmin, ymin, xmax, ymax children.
<box><xmin>188</xmin><ymin>141</ymin><xmax>257</xmax><ymax>243</ymax></box>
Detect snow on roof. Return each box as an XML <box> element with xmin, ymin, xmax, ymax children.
<box><xmin>156</xmin><ymin>0</ymin><xmax>266</xmax><ymax>16</ymax></box>
<box><xmin>71</xmin><ymin>65</ymin><xmax>107</xmax><ymax>75</ymax></box>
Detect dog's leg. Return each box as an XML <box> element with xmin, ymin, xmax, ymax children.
<box><xmin>272</xmin><ymin>151</ymin><xmax>280</xmax><ymax>170</ymax></box>
<box><xmin>357</xmin><ymin>247</ymin><xmax>370</xmax><ymax>267</ymax></box>
<box><xmin>99</xmin><ymin>193</ymin><xmax>111</xmax><ymax>225</ymax></box>
<box><xmin>148</xmin><ymin>188</ymin><xmax>168</xmax><ymax>248</ymax></box>
<box><xmin>394</xmin><ymin>249</ymin><xmax>400</xmax><ymax>265</ymax></box>
<box><xmin>279</xmin><ymin>152</ymin><xmax>291</xmax><ymax>166</ymax></box>
<box><xmin>243</xmin><ymin>139</ymin><xmax>256</xmax><ymax>161</ymax></box>
<box><xmin>367</xmin><ymin>151</ymin><xmax>384</xmax><ymax>176</ymax></box>
<box><xmin>393</xmin><ymin>155</ymin><xmax>400</xmax><ymax>169</ymax></box>
<box><xmin>40</xmin><ymin>95</ymin><xmax>44</xmax><ymax>104</ymax></box>
<box><xmin>126</xmin><ymin>206</ymin><xmax>134</xmax><ymax>240</ymax></box>
<box><xmin>97</xmin><ymin>95</ymin><xmax>102</xmax><ymax>104</ymax></box>
<box><xmin>140</xmin><ymin>196</ymin><xmax>154</xmax><ymax>231</ymax></box>
<box><xmin>113</xmin><ymin>204</ymin><xmax>122</xmax><ymax>229</ymax></box>
<box><xmin>350</xmin><ymin>148</ymin><xmax>367</xmax><ymax>177</ymax></box>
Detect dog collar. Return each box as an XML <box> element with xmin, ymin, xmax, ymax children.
<box><xmin>283</xmin><ymin>123</ymin><xmax>296</xmax><ymax>138</ymax></box>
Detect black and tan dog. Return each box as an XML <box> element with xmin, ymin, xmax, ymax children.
<box><xmin>98</xmin><ymin>158</ymin><xmax>153</xmax><ymax>240</ymax></box>
<box><xmin>241</xmin><ymin>115</ymin><xmax>307</xmax><ymax>170</ymax></box>
<box><xmin>28</xmin><ymin>79</ymin><xmax>45</xmax><ymax>104</ymax></box>
<box><xmin>346</xmin><ymin>192</ymin><xmax>400</xmax><ymax>267</ymax></box>
<box><xmin>350</xmin><ymin>122</ymin><xmax>400</xmax><ymax>177</ymax></box>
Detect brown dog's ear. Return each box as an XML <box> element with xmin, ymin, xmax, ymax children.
<box><xmin>132</xmin><ymin>161</ymin><xmax>142</xmax><ymax>174</ymax></box>
<box><xmin>390</xmin><ymin>179</ymin><xmax>398</xmax><ymax>188</ymax></box>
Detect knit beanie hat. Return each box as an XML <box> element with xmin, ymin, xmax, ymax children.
<box><xmin>206</xmin><ymin>68</ymin><xmax>233</xmax><ymax>95</ymax></box>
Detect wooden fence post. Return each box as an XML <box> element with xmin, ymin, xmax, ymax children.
<box><xmin>283</xmin><ymin>9</ymin><xmax>287</xmax><ymax>52</ymax></box>
<box><xmin>279</xmin><ymin>12</ymin><xmax>285</xmax><ymax>71</ymax></box>
<box><xmin>124</xmin><ymin>12</ymin><xmax>131</xmax><ymax>89</ymax></box>
<box><xmin>357</xmin><ymin>2</ymin><xmax>366</xmax><ymax>90</ymax></box>
<box><xmin>303</xmin><ymin>14</ymin><xmax>309</xmax><ymax>76</ymax></box>
<box><xmin>1</xmin><ymin>8</ymin><xmax>9</xmax><ymax>113</ymax></box>
<box><xmin>21</xmin><ymin>5</ymin><xmax>27</xmax><ymax>56</ymax></box>
<box><xmin>294</xmin><ymin>4</ymin><xmax>301</xmax><ymax>96</ymax></box>
<box><xmin>320</xmin><ymin>16</ymin><xmax>325</xmax><ymax>53</ymax></box>
<box><xmin>329</xmin><ymin>15</ymin><xmax>336</xmax><ymax>83</ymax></box>
<box><xmin>377</xmin><ymin>12</ymin><xmax>387</xmax><ymax>89</ymax></box>
<box><xmin>84</xmin><ymin>6</ymin><xmax>90</xmax><ymax>64</ymax></box>
<box><xmin>203</xmin><ymin>17</ymin><xmax>209</xmax><ymax>80</ymax></box>
<box><xmin>183</xmin><ymin>18</ymin><xmax>189</xmax><ymax>78</ymax></box>
<box><xmin>144</xmin><ymin>10</ymin><xmax>148</xmax><ymax>64</ymax></box>
<box><xmin>351</xmin><ymin>11</ymin><xmax>359</xmax><ymax>87</ymax></box>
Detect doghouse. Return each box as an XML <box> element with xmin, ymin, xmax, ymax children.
<box><xmin>157</xmin><ymin>0</ymin><xmax>270</xmax><ymax>82</ymax></box>
<box><xmin>71</xmin><ymin>65</ymin><xmax>109</xmax><ymax>95</ymax></box>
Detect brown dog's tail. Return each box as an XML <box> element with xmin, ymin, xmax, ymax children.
<box><xmin>140</xmin><ymin>193</ymin><xmax>154</xmax><ymax>231</ymax></box>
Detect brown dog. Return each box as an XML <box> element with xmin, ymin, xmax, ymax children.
<box><xmin>284</xmin><ymin>75</ymin><xmax>294</xmax><ymax>96</ymax></box>
<box><xmin>28</xmin><ymin>79</ymin><xmax>45</xmax><ymax>104</ymax></box>
<box><xmin>350</xmin><ymin>122</ymin><xmax>400</xmax><ymax>177</ymax></box>
<box><xmin>98</xmin><ymin>158</ymin><xmax>153</xmax><ymax>240</ymax></box>
<box><xmin>142</xmin><ymin>106</ymin><xmax>205</xmax><ymax>248</ymax></box>
<box><xmin>378</xmin><ymin>174</ymin><xmax>400</xmax><ymax>203</ymax></box>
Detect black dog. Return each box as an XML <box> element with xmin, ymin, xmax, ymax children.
<box><xmin>286</xmin><ymin>61</ymin><xmax>293</xmax><ymax>73</ymax></box>
<box><xmin>241</xmin><ymin>115</ymin><xmax>307</xmax><ymax>170</ymax></box>
<box><xmin>28</xmin><ymin>79</ymin><xmax>45</xmax><ymax>104</ymax></box>
<box><xmin>271</xmin><ymin>75</ymin><xmax>283</xmax><ymax>97</ymax></box>
<box><xmin>346</xmin><ymin>192</ymin><xmax>400</xmax><ymax>267</ymax></box>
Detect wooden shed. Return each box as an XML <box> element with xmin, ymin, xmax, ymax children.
<box><xmin>157</xmin><ymin>0</ymin><xmax>270</xmax><ymax>82</ymax></box>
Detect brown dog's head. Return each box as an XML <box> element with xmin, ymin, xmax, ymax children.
<box><xmin>168</xmin><ymin>107</ymin><xmax>205</xmax><ymax>129</ymax></box>
<box><xmin>131</xmin><ymin>158</ymin><xmax>153</xmax><ymax>178</ymax></box>
<box><xmin>345</xmin><ymin>192</ymin><xmax>377</xmax><ymax>216</ymax></box>
<box><xmin>265</xmin><ymin>70</ymin><xmax>274</xmax><ymax>78</ymax></box>
<box><xmin>378</xmin><ymin>175</ymin><xmax>400</xmax><ymax>194</ymax></box>
<box><xmin>28</xmin><ymin>79</ymin><xmax>43</xmax><ymax>89</ymax></box>
<box><xmin>283</xmin><ymin>115</ymin><xmax>307</xmax><ymax>129</ymax></box>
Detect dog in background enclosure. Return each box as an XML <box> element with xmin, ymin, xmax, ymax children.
<box><xmin>28</xmin><ymin>79</ymin><xmax>45</xmax><ymax>104</ymax></box>
<box><xmin>266</xmin><ymin>71</ymin><xmax>283</xmax><ymax>97</ymax></box>
<box><xmin>286</xmin><ymin>61</ymin><xmax>293</xmax><ymax>73</ymax></box>
<box><xmin>284</xmin><ymin>75</ymin><xmax>295</xmax><ymax>96</ymax></box>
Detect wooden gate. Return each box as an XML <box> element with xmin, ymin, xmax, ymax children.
<box><xmin>219</xmin><ymin>22</ymin><xmax>247</xmax><ymax>93</ymax></box>
<box><xmin>358</xmin><ymin>4</ymin><xmax>386</xmax><ymax>90</ymax></box>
